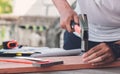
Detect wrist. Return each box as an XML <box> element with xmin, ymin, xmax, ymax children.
<box><xmin>107</xmin><ymin>43</ymin><xmax>120</xmax><ymax>59</ymax></box>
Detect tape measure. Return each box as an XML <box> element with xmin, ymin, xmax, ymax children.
<box><xmin>2</xmin><ymin>40</ymin><xmax>18</xmax><ymax>49</ymax></box>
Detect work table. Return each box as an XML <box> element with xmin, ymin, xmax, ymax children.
<box><xmin>0</xmin><ymin>56</ymin><xmax>120</xmax><ymax>74</ymax></box>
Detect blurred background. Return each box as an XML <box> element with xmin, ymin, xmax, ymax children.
<box><xmin>0</xmin><ymin>0</ymin><xmax>76</xmax><ymax>48</ymax></box>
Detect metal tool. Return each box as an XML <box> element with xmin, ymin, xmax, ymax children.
<box><xmin>70</xmin><ymin>14</ymin><xmax>89</xmax><ymax>52</ymax></box>
<box><xmin>79</xmin><ymin>14</ymin><xmax>89</xmax><ymax>52</ymax></box>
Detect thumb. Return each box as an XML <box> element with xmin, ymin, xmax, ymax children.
<box><xmin>73</xmin><ymin>14</ymin><xmax>80</xmax><ymax>34</ymax></box>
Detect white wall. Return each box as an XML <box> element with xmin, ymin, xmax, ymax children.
<box><xmin>13</xmin><ymin>0</ymin><xmax>75</xmax><ymax>17</ymax></box>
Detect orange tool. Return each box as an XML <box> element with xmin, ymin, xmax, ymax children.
<box><xmin>3</xmin><ymin>40</ymin><xmax>18</xmax><ymax>49</ymax></box>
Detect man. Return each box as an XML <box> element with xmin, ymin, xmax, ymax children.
<box><xmin>52</xmin><ymin>0</ymin><xmax>120</xmax><ymax>66</ymax></box>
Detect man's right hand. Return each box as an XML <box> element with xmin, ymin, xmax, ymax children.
<box><xmin>60</xmin><ymin>9</ymin><xmax>80</xmax><ymax>33</ymax></box>
<box><xmin>52</xmin><ymin>0</ymin><xmax>80</xmax><ymax>33</ymax></box>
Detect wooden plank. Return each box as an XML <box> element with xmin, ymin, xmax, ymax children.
<box><xmin>0</xmin><ymin>56</ymin><xmax>120</xmax><ymax>73</ymax></box>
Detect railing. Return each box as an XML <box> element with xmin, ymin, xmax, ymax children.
<box><xmin>0</xmin><ymin>15</ymin><xmax>59</xmax><ymax>47</ymax></box>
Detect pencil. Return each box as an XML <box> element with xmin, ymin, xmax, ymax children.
<box><xmin>0</xmin><ymin>58</ymin><xmax>33</xmax><ymax>64</ymax></box>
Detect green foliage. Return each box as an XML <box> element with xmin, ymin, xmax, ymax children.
<box><xmin>0</xmin><ymin>0</ymin><xmax>12</xmax><ymax>14</ymax></box>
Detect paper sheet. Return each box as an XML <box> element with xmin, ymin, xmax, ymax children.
<box><xmin>0</xmin><ymin>47</ymin><xmax>82</xmax><ymax>57</ymax></box>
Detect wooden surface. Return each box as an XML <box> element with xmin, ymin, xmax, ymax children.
<box><xmin>0</xmin><ymin>56</ymin><xmax>120</xmax><ymax>73</ymax></box>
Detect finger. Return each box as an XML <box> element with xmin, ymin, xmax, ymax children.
<box><xmin>87</xmin><ymin>53</ymin><xmax>111</xmax><ymax>64</ymax></box>
<box><xmin>82</xmin><ymin>44</ymin><xmax>102</xmax><ymax>58</ymax></box>
<box><xmin>73</xmin><ymin>14</ymin><xmax>79</xmax><ymax>24</ymax></box>
<box><xmin>83</xmin><ymin>48</ymin><xmax>107</xmax><ymax>62</ymax></box>
<box><xmin>73</xmin><ymin>14</ymin><xmax>80</xmax><ymax>33</ymax></box>
<box><xmin>92</xmin><ymin>56</ymin><xmax>114</xmax><ymax>66</ymax></box>
<box><xmin>66</xmin><ymin>19</ymin><xmax>74</xmax><ymax>32</ymax></box>
<box><xmin>74</xmin><ymin>25</ymin><xmax>81</xmax><ymax>34</ymax></box>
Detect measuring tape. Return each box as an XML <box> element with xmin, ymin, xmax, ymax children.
<box><xmin>2</xmin><ymin>40</ymin><xmax>18</xmax><ymax>49</ymax></box>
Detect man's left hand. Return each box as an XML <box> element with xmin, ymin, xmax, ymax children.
<box><xmin>82</xmin><ymin>43</ymin><xmax>116</xmax><ymax>66</ymax></box>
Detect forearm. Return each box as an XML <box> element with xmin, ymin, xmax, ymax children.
<box><xmin>52</xmin><ymin>0</ymin><xmax>72</xmax><ymax>15</ymax></box>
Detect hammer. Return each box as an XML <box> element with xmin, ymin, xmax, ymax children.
<box><xmin>79</xmin><ymin>14</ymin><xmax>89</xmax><ymax>52</ymax></box>
<box><xmin>70</xmin><ymin>14</ymin><xmax>89</xmax><ymax>52</ymax></box>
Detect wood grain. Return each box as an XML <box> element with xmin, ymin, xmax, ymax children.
<box><xmin>0</xmin><ymin>56</ymin><xmax>120</xmax><ymax>73</ymax></box>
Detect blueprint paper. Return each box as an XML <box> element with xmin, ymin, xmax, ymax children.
<box><xmin>31</xmin><ymin>48</ymin><xmax>82</xmax><ymax>57</ymax></box>
<box><xmin>0</xmin><ymin>47</ymin><xmax>82</xmax><ymax>57</ymax></box>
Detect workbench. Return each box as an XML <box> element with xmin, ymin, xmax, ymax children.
<box><xmin>0</xmin><ymin>56</ymin><xmax>120</xmax><ymax>74</ymax></box>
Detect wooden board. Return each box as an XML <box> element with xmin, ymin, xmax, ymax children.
<box><xmin>0</xmin><ymin>56</ymin><xmax>120</xmax><ymax>73</ymax></box>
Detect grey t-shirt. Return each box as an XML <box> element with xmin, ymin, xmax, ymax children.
<box><xmin>75</xmin><ymin>0</ymin><xmax>120</xmax><ymax>42</ymax></box>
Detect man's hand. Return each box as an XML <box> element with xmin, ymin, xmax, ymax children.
<box><xmin>82</xmin><ymin>43</ymin><xmax>116</xmax><ymax>66</ymax></box>
<box><xmin>60</xmin><ymin>9</ymin><xmax>80</xmax><ymax>33</ymax></box>
<box><xmin>52</xmin><ymin>0</ymin><xmax>80</xmax><ymax>33</ymax></box>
